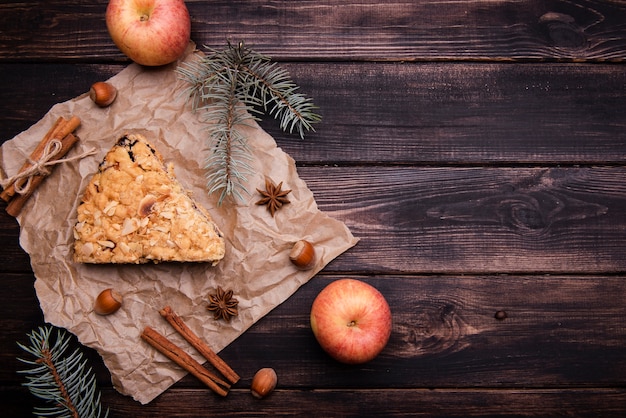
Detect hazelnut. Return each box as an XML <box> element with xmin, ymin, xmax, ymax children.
<box><xmin>94</xmin><ymin>288</ymin><xmax>123</xmax><ymax>315</ymax></box>
<box><xmin>251</xmin><ymin>367</ymin><xmax>277</xmax><ymax>399</ymax></box>
<box><xmin>89</xmin><ymin>81</ymin><xmax>117</xmax><ymax>107</ymax></box>
<box><xmin>138</xmin><ymin>194</ymin><xmax>157</xmax><ymax>217</ymax></box>
<box><xmin>289</xmin><ymin>240</ymin><xmax>316</xmax><ymax>270</ymax></box>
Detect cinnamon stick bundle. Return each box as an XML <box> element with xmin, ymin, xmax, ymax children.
<box><xmin>1</xmin><ymin>116</ymin><xmax>81</xmax><ymax>216</ymax></box>
<box><xmin>5</xmin><ymin>133</ymin><xmax>79</xmax><ymax>217</ymax></box>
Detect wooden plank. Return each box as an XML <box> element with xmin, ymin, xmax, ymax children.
<box><xmin>299</xmin><ymin>166</ymin><xmax>626</xmax><ymax>273</ymax></box>
<box><xmin>1</xmin><ymin>165</ymin><xmax>625</xmax><ymax>274</ymax></box>
<box><xmin>3</xmin><ymin>274</ymin><xmax>625</xmax><ymax>389</ymax></box>
<box><xmin>1</xmin><ymin>62</ymin><xmax>625</xmax><ymax>164</ymax></box>
<box><xmin>1</xmin><ymin>1</ymin><xmax>625</xmax><ymax>62</ymax></box>
<box><xmin>0</xmin><ymin>64</ymin><xmax>124</xmax><ymax>141</ymax></box>
<box><xmin>228</xmin><ymin>275</ymin><xmax>626</xmax><ymax>388</ymax></box>
<box><xmin>267</xmin><ymin>61</ymin><xmax>626</xmax><ymax>164</ymax></box>
<box><xmin>3</xmin><ymin>386</ymin><xmax>625</xmax><ymax>418</ymax></box>
<box><xmin>98</xmin><ymin>388</ymin><xmax>626</xmax><ymax>417</ymax></box>
<box><xmin>189</xmin><ymin>0</ymin><xmax>626</xmax><ymax>62</ymax></box>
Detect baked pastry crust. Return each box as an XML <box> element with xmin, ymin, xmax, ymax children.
<box><xmin>73</xmin><ymin>134</ymin><xmax>225</xmax><ymax>264</ymax></box>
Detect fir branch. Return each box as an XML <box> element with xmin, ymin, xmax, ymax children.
<box><xmin>239</xmin><ymin>55</ymin><xmax>321</xmax><ymax>138</ymax></box>
<box><xmin>204</xmin><ymin>67</ymin><xmax>255</xmax><ymax>204</ymax></box>
<box><xmin>17</xmin><ymin>325</ymin><xmax>108</xmax><ymax>418</ymax></box>
<box><xmin>177</xmin><ymin>41</ymin><xmax>321</xmax><ymax>204</ymax></box>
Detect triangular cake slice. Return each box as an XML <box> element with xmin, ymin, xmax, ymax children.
<box><xmin>73</xmin><ymin>133</ymin><xmax>225</xmax><ymax>265</ymax></box>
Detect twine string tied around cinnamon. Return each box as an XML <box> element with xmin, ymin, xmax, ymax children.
<box><xmin>0</xmin><ymin>139</ymin><xmax>96</xmax><ymax>195</ymax></box>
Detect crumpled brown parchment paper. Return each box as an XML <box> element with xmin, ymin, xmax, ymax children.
<box><xmin>0</xmin><ymin>44</ymin><xmax>358</xmax><ymax>404</ymax></box>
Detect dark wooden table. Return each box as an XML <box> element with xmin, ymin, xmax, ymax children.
<box><xmin>2</xmin><ymin>1</ymin><xmax>626</xmax><ymax>416</ymax></box>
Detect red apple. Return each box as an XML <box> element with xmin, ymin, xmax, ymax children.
<box><xmin>106</xmin><ymin>0</ymin><xmax>191</xmax><ymax>66</ymax></box>
<box><xmin>310</xmin><ymin>279</ymin><xmax>392</xmax><ymax>364</ymax></box>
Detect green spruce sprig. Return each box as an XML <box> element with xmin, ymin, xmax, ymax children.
<box><xmin>177</xmin><ymin>41</ymin><xmax>321</xmax><ymax>204</ymax></box>
<box><xmin>17</xmin><ymin>325</ymin><xmax>108</xmax><ymax>418</ymax></box>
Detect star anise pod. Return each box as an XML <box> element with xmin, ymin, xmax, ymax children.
<box><xmin>256</xmin><ymin>178</ymin><xmax>291</xmax><ymax>216</ymax></box>
<box><xmin>207</xmin><ymin>287</ymin><xmax>239</xmax><ymax>321</ymax></box>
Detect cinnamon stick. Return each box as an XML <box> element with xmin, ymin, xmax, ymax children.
<box><xmin>3</xmin><ymin>116</ymin><xmax>64</xmax><ymax>199</ymax></box>
<box><xmin>1</xmin><ymin>115</ymin><xmax>81</xmax><ymax>201</ymax></box>
<box><xmin>141</xmin><ymin>326</ymin><xmax>231</xmax><ymax>397</ymax></box>
<box><xmin>5</xmin><ymin>133</ymin><xmax>79</xmax><ymax>217</ymax></box>
<box><xmin>159</xmin><ymin>306</ymin><xmax>240</xmax><ymax>385</ymax></box>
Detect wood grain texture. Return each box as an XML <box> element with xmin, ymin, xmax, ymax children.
<box><xmin>1</xmin><ymin>166</ymin><xmax>625</xmax><ymax>274</ymax></box>
<box><xmin>3</xmin><ymin>386</ymin><xmax>626</xmax><ymax>417</ymax></box>
<box><xmin>300</xmin><ymin>166</ymin><xmax>626</xmax><ymax>273</ymax></box>
<box><xmin>2</xmin><ymin>274</ymin><xmax>625</xmax><ymax>416</ymax></box>
<box><xmin>1</xmin><ymin>0</ymin><xmax>625</xmax><ymax>416</ymax></box>
<box><xmin>1</xmin><ymin>1</ymin><xmax>625</xmax><ymax>62</ymax></box>
<box><xmin>101</xmin><ymin>388</ymin><xmax>626</xmax><ymax>417</ymax></box>
<box><xmin>4</xmin><ymin>274</ymin><xmax>626</xmax><ymax>388</ymax></box>
<box><xmin>269</xmin><ymin>62</ymin><xmax>626</xmax><ymax>165</ymax></box>
<box><xmin>1</xmin><ymin>62</ymin><xmax>625</xmax><ymax>164</ymax></box>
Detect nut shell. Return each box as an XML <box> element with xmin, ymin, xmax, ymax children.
<box><xmin>94</xmin><ymin>288</ymin><xmax>123</xmax><ymax>315</ymax></box>
<box><xmin>251</xmin><ymin>367</ymin><xmax>277</xmax><ymax>399</ymax></box>
<box><xmin>89</xmin><ymin>81</ymin><xmax>117</xmax><ymax>107</ymax></box>
<box><xmin>289</xmin><ymin>240</ymin><xmax>316</xmax><ymax>270</ymax></box>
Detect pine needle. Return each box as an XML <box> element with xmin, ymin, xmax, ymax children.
<box><xmin>177</xmin><ymin>41</ymin><xmax>321</xmax><ymax>204</ymax></box>
<box><xmin>17</xmin><ymin>325</ymin><xmax>108</xmax><ymax>418</ymax></box>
